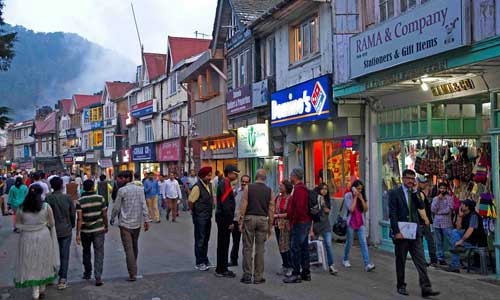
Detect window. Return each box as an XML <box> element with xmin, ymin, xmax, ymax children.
<box><xmin>400</xmin><ymin>0</ymin><xmax>417</xmax><ymax>13</ymax></box>
<box><xmin>15</xmin><ymin>130</ymin><xmax>21</xmax><ymax>139</ymax></box>
<box><xmin>90</xmin><ymin>107</ymin><xmax>102</xmax><ymax>122</ymax></box>
<box><xmin>105</xmin><ymin>132</ymin><xmax>114</xmax><ymax>149</ymax></box>
<box><xmin>379</xmin><ymin>0</ymin><xmax>395</xmax><ymax>22</ymax></box>
<box><xmin>104</xmin><ymin>104</ymin><xmax>114</xmax><ymax>120</ymax></box>
<box><xmin>262</xmin><ymin>36</ymin><xmax>276</xmax><ymax>77</ymax></box>
<box><xmin>335</xmin><ymin>0</ymin><xmax>360</xmax><ymax>34</ymax></box>
<box><xmin>289</xmin><ymin>15</ymin><xmax>319</xmax><ymax>64</ymax></box>
<box><xmin>228</xmin><ymin>12</ymin><xmax>239</xmax><ymax>40</ymax></box>
<box><xmin>144</xmin><ymin>121</ymin><xmax>153</xmax><ymax>142</ymax></box>
<box><xmin>170</xmin><ymin>72</ymin><xmax>178</xmax><ymax>95</ymax></box>
<box><xmin>232</xmin><ymin>49</ymin><xmax>251</xmax><ymax>88</ymax></box>
<box><xmin>93</xmin><ymin>130</ymin><xmax>103</xmax><ymax>147</ymax></box>
<box><xmin>144</xmin><ymin>87</ymin><xmax>153</xmax><ymax>101</ymax></box>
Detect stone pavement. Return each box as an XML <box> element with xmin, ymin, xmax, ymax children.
<box><xmin>0</xmin><ymin>210</ymin><xmax>499</xmax><ymax>300</ymax></box>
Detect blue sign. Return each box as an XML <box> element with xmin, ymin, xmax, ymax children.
<box><xmin>130</xmin><ymin>100</ymin><xmax>154</xmax><ymax>119</ymax></box>
<box><xmin>91</xmin><ymin>121</ymin><xmax>103</xmax><ymax>129</ymax></box>
<box><xmin>132</xmin><ymin>143</ymin><xmax>155</xmax><ymax>161</ymax></box>
<box><xmin>271</xmin><ymin>75</ymin><xmax>332</xmax><ymax>127</ymax></box>
<box><xmin>24</xmin><ymin>145</ymin><xmax>30</xmax><ymax>158</ymax></box>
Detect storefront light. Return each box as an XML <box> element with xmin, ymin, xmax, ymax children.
<box><xmin>420</xmin><ymin>79</ymin><xmax>429</xmax><ymax>91</ymax></box>
<box><xmin>202</xmin><ymin>142</ymin><xmax>208</xmax><ymax>151</ymax></box>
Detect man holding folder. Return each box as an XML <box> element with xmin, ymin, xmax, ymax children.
<box><xmin>389</xmin><ymin>169</ymin><xmax>440</xmax><ymax>298</ymax></box>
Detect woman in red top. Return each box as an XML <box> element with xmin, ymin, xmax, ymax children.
<box><xmin>274</xmin><ymin>180</ymin><xmax>293</xmax><ymax>276</ymax></box>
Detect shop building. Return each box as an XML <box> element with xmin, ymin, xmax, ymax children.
<box><xmin>76</xmin><ymin>94</ymin><xmax>103</xmax><ymax>177</ymax></box>
<box><xmin>7</xmin><ymin>120</ymin><xmax>35</xmax><ymax>172</ymax></box>
<box><xmin>333</xmin><ymin>0</ymin><xmax>500</xmax><ymax>274</ymax></box>
<box><xmin>57</xmin><ymin>99</ymin><xmax>81</xmax><ymax>172</ymax></box>
<box><xmin>131</xmin><ymin>143</ymin><xmax>158</xmax><ymax>178</ymax></box>
<box><xmin>34</xmin><ymin>110</ymin><xmax>62</xmax><ymax>171</ymax></box>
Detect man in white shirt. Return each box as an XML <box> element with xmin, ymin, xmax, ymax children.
<box><xmin>30</xmin><ymin>171</ymin><xmax>50</xmax><ymax>201</ymax></box>
<box><xmin>165</xmin><ymin>172</ymin><xmax>182</xmax><ymax>222</ymax></box>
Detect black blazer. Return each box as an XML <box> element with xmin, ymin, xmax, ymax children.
<box><xmin>388</xmin><ymin>186</ymin><xmax>425</xmax><ymax>236</ymax></box>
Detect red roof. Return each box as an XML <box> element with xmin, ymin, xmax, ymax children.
<box><xmin>35</xmin><ymin>111</ymin><xmax>57</xmax><ymax>134</ymax></box>
<box><xmin>143</xmin><ymin>53</ymin><xmax>167</xmax><ymax>80</ymax></box>
<box><xmin>73</xmin><ymin>94</ymin><xmax>102</xmax><ymax>111</ymax></box>
<box><xmin>105</xmin><ymin>82</ymin><xmax>135</xmax><ymax>101</ymax></box>
<box><xmin>168</xmin><ymin>36</ymin><xmax>211</xmax><ymax>67</ymax></box>
<box><xmin>59</xmin><ymin>99</ymin><xmax>72</xmax><ymax>115</ymax></box>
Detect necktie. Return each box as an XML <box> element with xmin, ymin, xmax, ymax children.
<box><xmin>407</xmin><ymin>189</ymin><xmax>414</xmax><ymax>222</ymax></box>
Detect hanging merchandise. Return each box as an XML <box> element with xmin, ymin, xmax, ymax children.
<box><xmin>478</xmin><ymin>192</ymin><xmax>496</xmax><ymax>234</ymax></box>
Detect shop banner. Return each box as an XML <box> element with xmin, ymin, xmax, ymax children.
<box><xmin>132</xmin><ymin>143</ymin><xmax>155</xmax><ymax>161</ymax></box>
<box><xmin>121</xmin><ymin>149</ymin><xmax>130</xmax><ymax>163</ymax></box>
<box><xmin>131</xmin><ymin>100</ymin><xmax>154</xmax><ymax>118</ymax></box>
<box><xmin>63</xmin><ymin>155</ymin><xmax>74</xmax><ymax>164</ymax></box>
<box><xmin>350</xmin><ymin>0</ymin><xmax>470</xmax><ymax>78</ymax></box>
<box><xmin>98</xmin><ymin>159</ymin><xmax>113</xmax><ymax>168</ymax></box>
<box><xmin>74</xmin><ymin>155</ymin><xmax>85</xmax><ymax>164</ymax></box>
<box><xmin>252</xmin><ymin>79</ymin><xmax>269</xmax><ymax>108</ymax></box>
<box><xmin>227</xmin><ymin>85</ymin><xmax>252</xmax><ymax>115</ymax></box>
<box><xmin>158</xmin><ymin>139</ymin><xmax>182</xmax><ymax>162</ymax></box>
<box><xmin>271</xmin><ymin>74</ymin><xmax>331</xmax><ymax>127</ymax></box>
<box><xmin>237</xmin><ymin>123</ymin><xmax>269</xmax><ymax>158</ymax></box>
<box><xmin>66</xmin><ymin>128</ymin><xmax>77</xmax><ymax>139</ymax></box>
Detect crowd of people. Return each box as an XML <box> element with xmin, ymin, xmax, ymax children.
<box><xmin>0</xmin><ymin>164</ymin><xmax>489</xmax><ymax>299</ymax></box>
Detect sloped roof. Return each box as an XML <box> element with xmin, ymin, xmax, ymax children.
<box><xmin>59</xmin><ymin>99</ymin><xmax>72</xmax><ymax>115</ymax></box>
<box><xmin>73</xmin><ymin>94</ymin><xmax>101</xmax><ymax>111</ymax></box>
<box><xmin>230</xmin><ymin>0</ymin><xmax>284</xmax><ymax>26</ymax></box>
<box><xmin>168</xmin><ymin>36</ymin><xmax>211</xmax><ymax>67</ymax></box>
<box><xmin>144</xmin><ymin>52</ymin><xmax>167</xmax><ymax>80</ymax></box>
<box><xmin>35</xmin><ymin>111</ymin><xmax>56</xmax><ymax>134</ymax></box>
<box><xmin>105</xmin><ymin>81</ymin><xmax>135</xmax><ymax>101</ymax></box>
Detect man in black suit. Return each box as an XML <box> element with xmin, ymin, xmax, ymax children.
<box><xmin>389</xmin><ymin>169</ymin><xmax>440</xmax><ymax>298</ymax></box>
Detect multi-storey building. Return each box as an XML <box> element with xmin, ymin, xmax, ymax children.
<box><xmin>57</xmin><ymin>98</ymin><xmax>81</xmax><ymax>170</ymax></box>
<box><xmin>34</xmin><ymin>109</ymin><xmax>60</xmax><ymax>171</ymax></box>
<box><xmin>7</xmin><ymin>120</ymin><xmax>35</xmax><ymax>171</ymax></box>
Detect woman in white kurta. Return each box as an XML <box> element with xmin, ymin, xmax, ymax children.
<box><xmin>14</xmin><ymin>185</ymin><xmax>59</xmax><ymax>300</ymax></box>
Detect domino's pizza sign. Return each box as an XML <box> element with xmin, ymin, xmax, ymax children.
<box><xmin>271</xmin><ymin>75</ymin><xmax>332</xmax><ymax>127</ymax></box>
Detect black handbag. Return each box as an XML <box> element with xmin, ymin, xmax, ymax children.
<box><xmin>332</xmin><ymin>198</ymin><xmax>347</xmax><ymax>236</ymax></box>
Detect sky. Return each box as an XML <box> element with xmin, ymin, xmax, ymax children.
<box><xmin>3</xmin><ymin>0</ymin><xmax>218</xmax><ymax>64</ymax></box>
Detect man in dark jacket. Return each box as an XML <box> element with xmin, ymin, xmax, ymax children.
<box><xmin>215</xmin><ymin>165</ymin><xmax>239</xmax><ymax>278</ymax></box>
<box><xmin>284</xmin><ymin>168</ymin><xmax>312</xmax><ymax>284</ymax></box>
<box><xmin>97</xmin><ymin>174</ymin><xmax>110</xmax><ymax>207</ymax></box>
<box><xmin>46</xmin><ymin>176</ymin><xmax>76</xmax><ymax>290</ymax></box>
<box><xmin>416</xmin><ymin>176</ymin><xmax>437</xmax><ymax>267</ymax></box>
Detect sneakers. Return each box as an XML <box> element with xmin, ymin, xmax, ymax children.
<box><xmin>365</xmin><ymin>263</ymin><xmax>376</xmax><ymax>272</ymax></box>
<box><xmin>329</xmin><ymin>265</ymin><xmax>339</xmax><ymax>275</ymax></box>
<box><xmin>240</xmin><ymin>274</ymin><xmax>252</xmax><ymax>284</ymax></box>
<box><xmin>196</xmin><ymin>264</ymin><xmax>209</xmax><ymax>271</ymax></box>
<box><xmin>283</xmin><ymin>275</ymin><xmax>302</xmax><ymax>284</ymax></box>
<box><xmin>95</xmin><ymin>278</ymin><xmax>103</xmax><ymax>286</ymax></box>
<box><xmin>342</xmin><ymin>260</ymin><xmax>351</xmax><ymax>268</ymax></box>
<box><xmin>215</xmin><ymin>270</ymin><xmax>236</xmax><ymax>278</ymax></box>
<box><xmin>276</xmin><ymin>267</ymin><xmax>292</xmax><ymax>276</ymax></box>
<box><xmin>57</xmin><ymin>280</ymin><xmax>67</xmax><ymax>290</ymax></box>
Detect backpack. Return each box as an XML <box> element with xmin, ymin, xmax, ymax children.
<box><xmin>308</xmin><ymin>188</ymin><xmax>321</xmax><ymax>222</ymax></box>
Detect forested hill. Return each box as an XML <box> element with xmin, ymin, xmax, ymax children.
<box><xmin>0</xmin><ymin>24</ymin><xmax>135</xmax><ymax>121</ymax></box>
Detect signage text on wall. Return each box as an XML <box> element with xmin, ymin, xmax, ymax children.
<box><xmin>237</xmin><ymin>123</ymin><xmax>269</xmax><ymax>158</ymax></box>
<box><xmin>252</xmin><ymin>79</ymin><xmax>269</xmax><ymax>108</ymax></box>
<box><xmin>132</xmin><ymin>143</ymin><xmax>155</xmax><ymax>161</ymax></box>
<box><xmin>131</xmin><ymin>100</ymin><xmax>155</xmax><ymax>119</ymax></box>
<box><xmin>430</xmin><ymin>78</ymin><xmax>475</xmax><ymax>97</ymax></box>
<box><xmin>227</xmin><ymin>85</ymin><xmax>252</xmax><ymax>115</ymax></box>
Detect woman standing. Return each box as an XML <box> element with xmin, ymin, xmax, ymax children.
<box><xmin>273</xmin><ymin>180</ymin><xmax>293</xmax><ymax>276</ymax></box>
<box><xmin>310</xmin><ymin>183</ymin><xmax>338</xmax><ymax>275</ymax></box>
<box><xmin>8</xmin><ymin>177</ymin><xmax>28</xmax><ymax>232</ymax></box>
<box><xmin>14</xmin><ymin>185</ymin><xmax>59</xmax><ymax>300</ymax></box>
<box><xmin>342</xmin><ymin>180</ymin><xmax>375</xmax><ymax>272</ymax></box>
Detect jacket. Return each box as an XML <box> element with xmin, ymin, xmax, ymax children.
<box><xmin>46</xmin><ymin>191</ymin><xmax>76</xmax><ymax>237</ymax></box>
<box><xmin>216</xmin><ymin>178</ymin><xmax>235</xmax><ymax>226</ymax></box>
<box><xmin>288</xmin><ymin>182</ymin><xmax>311</xmax><ymax>226</ymax></box>
<box><xmin>8</xmin><ymin>185</ymin><xmax>28</xmax><ymax>209</ymax></box>
<box><xmin>388</xmin><ymin>186</ymin><xmax>425</xmax><ymax>237</ymax></box>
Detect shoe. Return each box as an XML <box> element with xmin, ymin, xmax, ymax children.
<box><xmin>397</xmin><ymin>287</ymin><xmax>409</xmax><ymax>296</ymax></box>
<box><xmin>228</xmin><ymin>261</ymin><xmax>238</xmax><ymax>267</ymax></box>
<box><xmin>57</xmin><ymin>280</ymin><xmax>67</xmax><ymax>290</ymax></box>
<box><xmin>438</xmin><ymin>260</ymin><xmax>447</xmax><ymax>265</ymax></box>
<box><xmin>223</xmin><ymin>270</ymin><xmax>236</xmax><ymax>278</ymax></box>
<box><xmin>283</xmin><ymin>275</ymin><xmax>302</xmax><ymax>284</ymax></box>
<box><xmin>240</xmin><ymin>274</ymin><xmax>252</xmax><ymax>284</ymax></box>
<box><xmin>127</xmin><ymin>276</ymin><xmax>137</xmax><ymax>282</ymax></box>
<box><xmin>13</xmin><ymin>228</ymin><xmax>20</xmax><ymax>233</ymax></box>
<box><xmin>95</xmin><ymin>278</ymin><xmax>103</xmax><ymax>286</ymax></box>
<box><xmin>206</xmin><ymin>262</ymin><xmax>215</xmax><ymax>269</ymax></box>
<box><xmin>329</xmin><ymin>265</ymin><xmax>339</xmax><ymax>275</ymax></box>
<box><xmin>199</xmin><ymin>264</ymin><xmax>209</xmax><ymax>271</ymax></box>
<box><xmin>301</xmin><ymin>273</ymin><xmax>311</xmax><ymax>281</ymax></box>
<box><xmin>82</xmin><ymin>274</ymin><xmax>91</xmax><ymax>280</ymax></box>
<box><xmin>155</xmin><ymin>220</ymin><xmax>161</xmax><ymax>223</ymax></box>
<box><xmin>254</xmin><ymin>278</ymin><xmax>266</xmax><ymax>284</ymax></box>
<box><xmin>422</xmin><ymin>289</ymin><xmax>440</xmax><ymax>298</ymax></box>
<box><xmin>38</xmin><ymin>292</ymin><xmax>46</xmax><ymax>299</ymax></box>
<box><xmin>445</xmin><ymin>266</ymin><xmax>460</xmax><ymax>273</ymax></box>
<box><xmin>342</xmin><ymin>260</ymin><xmax>351</xmax><ymax>268</ymax></box>
<box><xmin>365</xmin><ymin>263</ymin><xmax>376</xmax><ymax>272</ymax></box>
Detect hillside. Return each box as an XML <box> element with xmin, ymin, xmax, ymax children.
<box><xmin>0</xmin><ymin>24</ymin><xmax>135</xmax><ymax>121</ymax></box>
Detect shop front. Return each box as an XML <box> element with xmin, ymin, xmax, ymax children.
<box><xmin>157</xmin><ymin>139</ymin><xmax>184</xmax><ymax>175</ymax></box>
<box><xmin>200</xmin><ymin>136</ymin><xmax>237</xmax><ymax>173</ymax></box>
<box><xmin>131</xmin><ymin>143</ymin><xmax>159</xmax><ymax>179</ymax></box>
<box><xmin>98</xmin><ymin>158</ymin><xmax>114</xmax><ymax>178</ymax></box>
<box><xmin>73</xmin><ymin>153</ymin><xmax>85</xmax><ymax>175</ymax></box>
<box><xmin>117</xmin><ymin>149</ymin><xmax>134</xmax><ymax>172</ymax></box>
<box><xmin>84</xmin><ymin>151</ymin><xmax>98</xmax><ymax>177</ymax></box>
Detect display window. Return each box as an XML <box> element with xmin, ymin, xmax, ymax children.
<box><xmin>381</xmin><ymin>141</ymin><xmax>403</xmax><ymax>221</ymax></box>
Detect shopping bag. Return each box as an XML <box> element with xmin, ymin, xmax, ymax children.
<box><xmin>308</xmin><ymin>240</ymin><xmax>327</xmax><ymax>270</ymax></box>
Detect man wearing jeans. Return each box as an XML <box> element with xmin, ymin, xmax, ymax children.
<box><xmin>111</xmin><ymin>171</ymin><xmax>150</xmax><ymax>281</ymax></box>
<box><xmin>431</xmin><ymin>182</ymin><xmax>454</xmax><ymax>265</ymax></box>
<box><xmin>76</xmin><ymin>180</ymin><xmax>108</xmax><ymax>286</ymax></box>
<box><xmin>144</xmin><ymin>172</ymin><xmax>161</xmax><ymax>223</ymax></box>
<box><xmin>284</xmin><ymin>168</ymin><xmax>311</xmax><ymax>284</ymax></box>
<box><xmin>46</xmin><ymin>177</ymin><xmax>75</xmax><ymax>290</ymax></box>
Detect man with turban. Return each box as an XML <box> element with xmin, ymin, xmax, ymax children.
<box><xmin>189</xmin><ymin>166</ymin><xmax>214</xmax><ymax>271</ymax></box>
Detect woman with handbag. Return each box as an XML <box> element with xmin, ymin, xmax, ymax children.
<box><xmin>273</xmin><ymin>180</ymin><xmax>293</xmax><ymax>277</ymax></box>
<box><xmin>342</xmin><ymin>180</ymin><xmax>375</xmax><ymax>272</ymax></box>
<box><xmin>310</xmin><ymin>183</ymin><xmax>338</xmax><ymax>275</ymax></box>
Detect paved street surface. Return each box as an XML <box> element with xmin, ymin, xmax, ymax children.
<box><xmin>1</xmin><ymin>209</ymin><xmax>499</xmax><ymax>300</ymax></box>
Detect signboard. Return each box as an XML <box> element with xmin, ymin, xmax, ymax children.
<box><xmin>66</xmin><ymin>128</ymin><xmax>77</xmax><ymax>139</ymax></box>
<box><xmin>158</xmin><ymin>139</ymin><xmax>182</xmax><ymax>162</ymax></box>
<box><xmin>350</xmin><ymin>0</ymin><xmax>469</xmax><ymax>78</ymax></box>
<box><xmin>226</xmin><ymin>28</ymin><xmax>252</xmax><ymax>50</ymax></box>
<box><xmin>23</xmin><ymin>145</ymin><xmax>30</xmax><ymax>158</ymax></box>
<box><xmin>227</xmin><ymin>85</ymin><xmax>252</xmax><ymax>115</ymax></box>
<box><xmin>91</xmin><ymin>121</ymin><xmax>104</xmax><ymax>129</ymax></box>
<box><xmin>252</xmin><ymin>79</ymin><xmax>269</xmax><ymax>108</ymax></box>
<box><xmin>271</xmin><ymin>75</ymin><xmax>331</xmax><ymax>127</ymax></box>
<box><xmin>63</xmin><ymin>155</ymin><xmax>74</xmax><ymax>164</ymax></box>
<box><xmin>131</xmin><ymin>100</ymin><xmax>154</xmax><ymax>118</ymax></box>
<box><xmin>98</xmin><ymin>159</ymin><xmax>113</xmax><ymax>168</ymax></box>
<box><xmin>74</xmin><ymin>155</ymin><xmax>85</xmax><ymax>164</ymax></box>
<box><xmin>237</xmin><ymin>124</ymin><xmax>269</xmax><ymax>158</ymax></box>
<box><xmin>430</xmin><ymin>78</ymin><xmax>476</xmax><ymax>97</ymax></box>
<box><xmin>132</xmin><ymin>143</ymin><xmax>155</xmax><ymax>161</ymax></box>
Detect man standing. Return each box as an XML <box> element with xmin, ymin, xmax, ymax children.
<box><xmin>30</xmin><ymin>172</ymin><xmax>50</xmax><ymax>201</ymax></box>
<box><xmin>188</xmin><ymin>167</ymin><xmax>213</xmax><ymax>271</ymax></box>
<box><xmin>97</xmin><ymin>174</ymin><xmax>111</xmax><ymax>207</ymax></box>
<box><xmin>66</xmin><ymin>178</ymin><xmax>80</xmax><ymax>202</ymax></box>
<box><xmin>187</xmin><ymin>169</ymin><xmax>198</xmax><ymax>193</ymax></box>
<box><xmin>389</xmin><ymin>169</ymin><xmax>439</xmax><ymax>297</ymax></box>
<box><xmin>158</xmin><ymin>174</ymin><xmax>167</xmax><ymax>215</ymax></box>
<box><xmin>283</xmin><ymin>168</ymin><xmax>310</xmax><ymax>284</ymax></box>
<box><xmin>46</xmin><ymin>177</ymin><xmax>75</xmax><ymax>290</ymax></box>
<box><xmin>111</xmin><ymin>173</ymin><xmax>126</xmax><ymax>203</ymax></box>
<box><xmin>165</xmin><ymin>172</ymin><xmax>182</xmax><ymax>222</ymax></box>
<box><xmin>144</xmin><ymin>172</ymin><xmax>161</xmax><ymax>223</ymax></box>
<box><xmin>214</xmin><ymin>165</ymin><xmax>239</xmax><ymax>278</ymax></box>
<box><xmin>431</xmin><ymin>182</ymin><xmax>454</xmax><ymax>266</ymax></box>
<box><xmin>416</xmin><ymin>176</ymin><xmax>438</xmax><ymax>267</ymax></box>
<box><xmin>239</xmin><ymin>170</ymin><xmax>273</xmax><ymax>284</ymax></box>
<box><xmin>76</xmin><ymin>180</ymin><xmax>108</xmax><ymax>287</ymax></box>
<box><xmin>111</xmin><ymin>171</ymin><xmax>150</xmax><ymax>281</ymax></box>
<box><xmin>229</xmin><ymin>175</ymin><xmax>250</xmax><ymax>267</ymax></box>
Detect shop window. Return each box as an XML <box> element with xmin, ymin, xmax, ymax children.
<box><xmin>462</xmin><ymin>104</ymin><xmax>476</xmax><ymax>118</ymax></box>
<box><xmin>394</xmin><ymin>109</ymin><xmax>401</xmax><ymax>122</ymax></box>
<box><xmin>379</xmin><ymin>0</ymin><xmax>394</xmax><ymax>22</ymax></box>
<box><xmin>411</xmin><ymin>106</ymin><xmax>419</xmax><ymax>121</ymax></box>
<box><xmin>387</xmin><ymin>110</ymin><xmax>394</xmax><ymax>123</ymax></box>
<box><xmin>482</xmin><ymin>102</ymin><xmax>491</xmax><ymax>116</ymax></box>
<box><xmin>446</xmin><ymin>104</ymin><xmax>460</xmax><ymax>118</ymax></box>
<box><xmin>403</xmin><ymin>108</ymin><xmax>410</xmax><ymax>121</ymax></box>
<box><xmin>335</xmin><ymin>0</ymin><xmax>360</xmax><ymax>34</ymax></box>
<box><xmin>432</xmin><ymin>104</ymin><xmax>445</xmax><ymax>118</ymax></box>
<box><xmin>420</xmin><ymin>105</ymin><xmax>427</xmax><ymax>120</ymax></box>
<box><xmin>289</xmin><ymin>15</ymin><xmax>319</xmax><ymax>65</ymax></box>
<box><xmin>381</xmin><ymin>141</ymin><xmax>402</xmax><ymax>221</ymax></box>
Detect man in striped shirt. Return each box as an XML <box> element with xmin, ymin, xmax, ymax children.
<box><xmin>76</xmin><ymin>179</ymin><xmax>108</xmax><ymax>287</ymax></box>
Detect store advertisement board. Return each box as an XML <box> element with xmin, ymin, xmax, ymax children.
<box><xmin>131</xmin><ymin>100</ymin><xmax>154</xmax><ymax>118</ymax></box>
<box><xmin>132</xmin><ymin>143</ymin><xmax>155</xmax><ymax>161</ymax></box>
<box><xmin>237</xmin><ymin>123</ymin><xmax>269</xmax><ymax>158</ymax></box>
<box><xmin>158</xmin><ymin>139</ymin><xmax>182</xmax><ymax>161</ymax></box>
<box><xmin>252</xmin><ymin>79</ymin><xmax>269</xmax><ymax>108</ymax></box>
<box><xmin>271</xmin><ymin>75</ymin><xmax>331</xmax><ymax>127</ymax></box>
<box><xmin>227</xmin><ymin>85</ymin><xmax>252</xmax><ymax>115</ymax></box>
<box><xmin>350</xmin><ymin>0</ymin><xmax>470</xmax><ymax>78</ymax></box>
